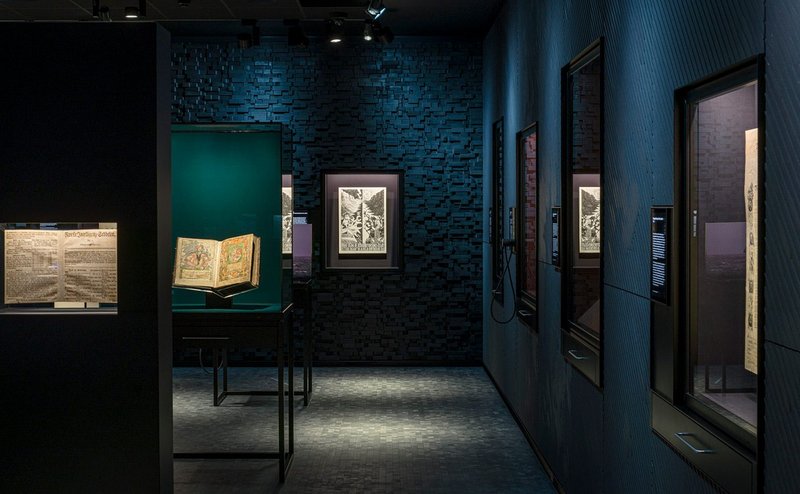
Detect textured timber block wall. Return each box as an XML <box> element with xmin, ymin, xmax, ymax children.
<box><xmin>172</xmin><ymin>38</ymin><xmax>483</xmax><ymax>363</ymax></box>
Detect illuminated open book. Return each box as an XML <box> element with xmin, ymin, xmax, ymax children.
<box><xmin>172</xmin><ymin>234</ymin><xmax>261</xmax><ymax>298</ymax></box>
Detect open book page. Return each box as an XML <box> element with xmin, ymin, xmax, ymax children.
<box><xmin>4</xmin><ymin>229</ymin><xmax>60</xmax><ymax>304</ymax></box>
<box><xmin>252</xmin><ymin>236</ymin><xmax>261</xmax><ymax>287</ymax></box>
<box><xmin>4</xmin><ymin>229</ymin><xmax>117</xmax><ymax>304</ymax></box>
<box><xmin>216</xmin><ymin>234</ymin><xmax>253</xmax><ymax>288</ymax></box>
<box><xmin>62</xmin><ymin>229</ymin><xmax>117</xmax><ymax>303</ymax></box>
<box><xmin>173</xmin><ymin>237</ymin><xmax>219</xmax><ymax>288</ymax></box>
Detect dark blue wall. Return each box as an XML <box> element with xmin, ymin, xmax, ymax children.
<box><xmin>172</xmin><ymin>38</ymin><xmax>483</xmax><ymax>363</ymax></box>
<box><xmin>484</xmin><ymin>0</ymin><xmax>800</xmax><ymax>492</ymax></box>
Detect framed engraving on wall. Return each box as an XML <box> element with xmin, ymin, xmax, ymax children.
<box><xmin>578</xmin><ymin>186</ymin><xmax>601</xmax><ymax>254</ymax></box>
<box><xmin>322</xmin><ymin>170</ymin><xmax>403</xmax><ymax>271</ymax></box>
<box><xmin>338</xmin><ymin>187</ymin><xmax>387</xmax><ymax>254</ymax></box>
<box><xmin>281</xmin><ymin>173</ymin><xmax>293</xmax><ymax>256</ymax></box>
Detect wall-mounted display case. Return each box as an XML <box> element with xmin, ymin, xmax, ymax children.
<box><xmin>560</xmin><ymin>39</ymin><xmax>604</xmax><ymax>386</ymax></box>
<box><xmin>292</xmin><ymin>212</ymin><xmax>312</xmax><ymax>280</ymax></box>
<box><xmin>321</xmin><ymin>170</ymin><xmax>403</xmax><ymax>271</ymax></box>
<box><xmin>491</xmin><ymin>118</ymin><xmax>505</xmax><ymax>304</ymax></box>
<box><xmin>1</xmin><ymin>222</ymin><xmax>118</xmax><ymax>313</ymax></box>
<box><xmin>516</xmin><ymin>123</ymin><xmax>538</xmax><ymax>329</ymax></box>
<box><xmin>651</xmin><ymin>57</ymin><xmax>763</xmax><ymax>494</ymax></box>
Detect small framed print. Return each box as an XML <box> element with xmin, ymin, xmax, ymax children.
<box><xmin>322</xmin><ymin>170</ymin><xmax>403</xmax><ymax>271</ymax></box>
<box><xmin>578</xmin><ymin>186</ymin><xmax>600</xmax><ymax>255</ymax></box>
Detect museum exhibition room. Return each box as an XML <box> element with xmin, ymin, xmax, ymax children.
<box><xmin>1</xmin><ymin>0</ymin><xmax>799</xmax><ymax>492</ymax></box>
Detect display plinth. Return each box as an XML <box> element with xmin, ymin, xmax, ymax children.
<box><xmin>172</xmin><ymin>303</ymin><xmax>295</xmax><ymax>481</ymax></box>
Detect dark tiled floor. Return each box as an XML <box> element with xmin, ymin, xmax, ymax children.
<box><xmin>173</xmin><ymin>367</ymin><xmax>555</xmax><ymax>493</ymax></box>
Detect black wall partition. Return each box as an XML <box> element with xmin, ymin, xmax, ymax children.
<box><xmin>0</xmin><ymin>24</ymin><xmax>173</xmax><ymax>492</ymax></box>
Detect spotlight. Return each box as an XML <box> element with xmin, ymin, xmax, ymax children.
<box><xmin>178</xmin><ymin>0</ymin><xmax>190</xmax><ymax>7</ymax></box>
<box><xmin>363</xmin><ymin>21</ymin><xmax>374</xmax><ymax>41</ymax></box>
<box><xmin>284</xmin><ymin>19</ymin><xmax>309</xmax><ymax>47</ymax></box>
<box><xmin>242</xmin><ymin>19</ymin><xmax>260</xmax><ymax>47</ymax></box>
<box><xmin>374</xmin><ymin>22</ymin><xmax>394</xmax><ymax>44</ymax></box>
<box><xmin>238</xmin><ymin>33</ymin><xmax>252</xmax><ymax>50</ymax></box>
<box><xmin>366</xmin><ymin>0</ymin><xmax>386</xmax><ymax>20</ymax></box>
<box><xmin>124</xmin><ymin>0</ymin><xmax>146</xmax><ymax>19</ymax></box>
<box><xmin>328</xmin><ymin>17</ymin><xmax>345</xmax><ymax>44</ymax></box>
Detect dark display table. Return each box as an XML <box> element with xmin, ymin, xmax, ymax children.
<box><xmin>172</xmin><ymin>303</ymin><xmax>294</xmax><ymax>482</ymax></box>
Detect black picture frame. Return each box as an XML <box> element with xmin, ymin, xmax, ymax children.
<box><xmin>560</xmin><ymin>38</ymin><xmax>604</xmax><ymax>387</ymax></box>
<box><xmin>321</xmin><ymin>170</ymin><xmax>404</xmax><ymax>272</ymax></box>
<box><xmin>516</xmin><ymin>122</ymin><xmax>538</xmax><ymax>330</ymax></box>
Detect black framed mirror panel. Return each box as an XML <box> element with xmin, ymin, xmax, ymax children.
<box><xmin>516</xmin><ymin>123</ymin><xmax>538</xmax><ymax>329</ymax></box>
<box><xmin>650</xmin><ymin>56</ymin><xmax>763</xmax><ymax>494</ymax></box>
<box><xmin>560</xmin><ymin>38</ymin><xmax>604</xmax><ymax>386</ymax></box>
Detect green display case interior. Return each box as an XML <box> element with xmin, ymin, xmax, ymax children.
<box><xmin>171</xmin><ymin>124</ymin><xmax>287</xmax><ymax>310</ymax></box>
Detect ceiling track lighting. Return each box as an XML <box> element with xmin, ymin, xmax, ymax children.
<box><xmin>239</xmin><ymin>19</ymin><xmax>260</xmax><ymax>49</ymax></box>
<box><xmin>177</xmin><ymin>0</ymin><xmax>190</xmax><ymax>7</ymax></box>
<box><xmin>124</xmin><ymin>0</ymin><xmax>146</xmax><ymax>19</ymax></box>
<box><xmin>372</xmin><ymin>21</ymin><xmax>394</xmax><ymax>44</ymax></box>
<box><xmin>327</xmin><ymin>15</ymin><xmax>346</xmax><ymax>44</ymax></box>
<box><xmin>366</xmin><ymin>0</ymin><xmax>387</xmax><ymax>20</ymax></box>
<box><xmin>284</xmin><ymin>19</ymin><xmax>309</xmax><ymax>48</ymax></box>
<box><xmin>363</xmin><ymin>21</ymin><xmax>374</xmax><ymax>41</ymax></box>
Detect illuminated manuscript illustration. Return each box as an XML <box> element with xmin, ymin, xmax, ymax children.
<box><xmin>579</xmin><ymin>186</ymin><xmax>601</xmax><ymax>254</ymax></box>
<box><xmin>4</xmin><ymin>228</ymin><xmax>118</xmax><ymax>305</ymax></box>
<box><xmin>282</xmin><ymin>186</ymin><xmax>293</xmax><ymax>255</ymax></box>
<box><xmin>173</xmin><ymin>233</ymin><xmax>260</xmax><ymax>298</ymax></box>
<box><xmin>744</xmin><ymin>128</ymin><xmax>759</xmax><ymax>374</ymax></box>
<box><xmin>338</xmin><ymin>187</ymin><xmax>386</xmax><ymax>254</ymax></box>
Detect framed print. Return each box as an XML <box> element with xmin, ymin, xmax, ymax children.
<box><xmin>578</xmin><ymin>186</ymin><xmax>600</xmax><ymax>254</ymax></box>
<box><xmin>322</xmin><ymin>170</ymin><xmax>403</xmax><ymax>271</ymax></box>
<box><xmin>281</xmin><ymin>185</ymin><xmax>292</xmax><ymax>255</ymax></box>
<box><xmin>338</xmin><ymin>187</ymin><xmax>387</xmax><ymax>254</ymax></box>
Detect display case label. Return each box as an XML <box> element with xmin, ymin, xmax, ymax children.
<box><xmin>552</xmin><ymin>207</ymin><xmax>560</xmax><ymax>267</ymax></box>
<box><xmin>651</xmin><ymin>207</ymin><xmax>671</xmax><ymax>304</ymax></box>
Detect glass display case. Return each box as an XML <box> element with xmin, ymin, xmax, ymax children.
<box><xmin>171</xmin><ymin>123</ymin><xmax>291</xmax><ymax>311</ymax></box>
<box><xmin>0</xmin><ymin>222</ymin><xmax>118</xmax><ymax>313</ymax></box>
<box><xmin>561</xmin><ymin>39</ymin><xmax>604</xmax><ymax>385</ymax></box>
<box><xmin>651</xmin><ymin>57</ymin><xmax>762</xmax><ymax>494</ymax></box>
<box><xmin>516</xmin><ymin>123</ymin><xmax>538</xmax><ymax>329</ymax></box>
<box><xmin>491</xmin><ymin>118</ymin><xmax>505</xmax><ymax>304</ymax></box>
<box><xmin>292</xmin><ymin>212</ymin><xmax>313</xmax><ymax>281</ymax></box>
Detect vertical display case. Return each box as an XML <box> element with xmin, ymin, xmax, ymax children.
<box><xmin>651</xmin><ymin>57</ymin><xmax>763</xmax><ymax>494</ymax></box>
<box><xmin>170</xmin><ymin>123</ymin><xmax>295</xmax><ymax>481</ymax></box>
<box><xmin>171</xmin><ymin>123</ymin><xmax>291</xmax><ymax>309</ymax></box>
<box><xmin>491</xmin><ymin>118</ymin><xmax>505</xmax><ymax>304</ymax></box>
<box><xmin>560</xmin><ymin>39</ymin><xmax>604</xmax><ymax>386</ymax></box>
<box><xmin>516</xmin><ymin>123</ymin><xmax>539</xmax><ymax>329</ymax></box>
